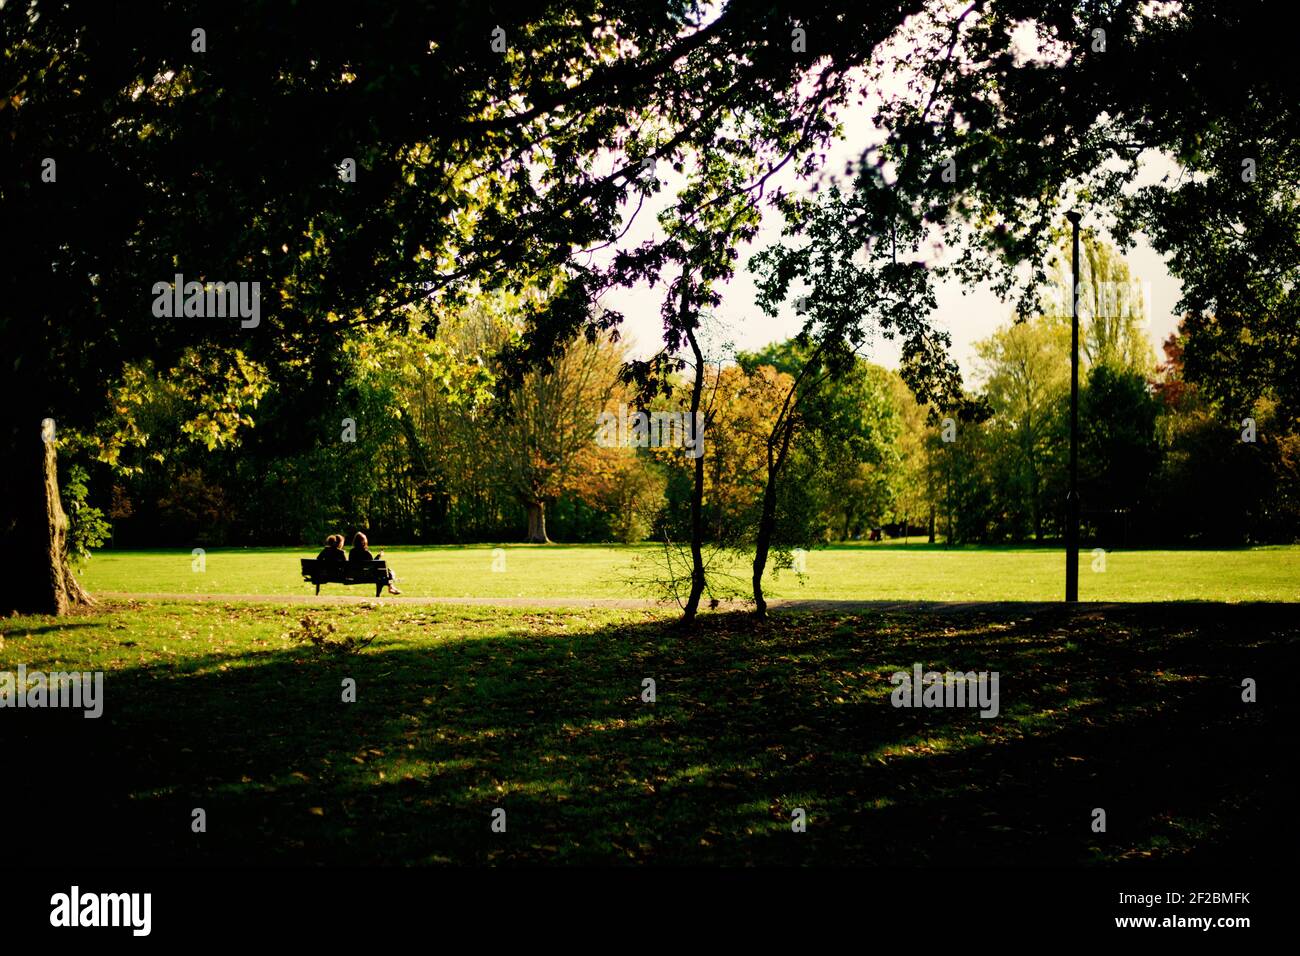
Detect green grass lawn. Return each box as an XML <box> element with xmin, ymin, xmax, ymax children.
<box><xmin>78</xmin><ymin>542</ymin><xmax>1300</xmax><ymax>602</ymax></box>
<box><xmin>2</xmin><ymin>599</ymin><xmax>1293</xmax><ymax>865</ymax></box>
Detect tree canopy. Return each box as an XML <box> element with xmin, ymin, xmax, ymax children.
<box><xmin>4</xmin><ymin>0</ymin><xmax>1299</xmax><ymax>614</ymax></box>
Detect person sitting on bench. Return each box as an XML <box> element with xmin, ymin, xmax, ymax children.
<box><xmin>316</xmin><ymin>534</ymin><xmax>347</xmax><ymax>562</ymax></box>
<box><xmin>350</xmin><ymin>532</ymin><xmax>401</xmax><ymax>595</ymax></box>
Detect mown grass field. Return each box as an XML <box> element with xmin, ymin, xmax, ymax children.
<box><xmin>78</xmin><ymin>542</ymin><xmax>1300</xmax><ymax>602</ymax></box>
<box><xmin>2</xmin><ymin>599</ymin><xmax>1294</xmax><ymax>865</ymax></box>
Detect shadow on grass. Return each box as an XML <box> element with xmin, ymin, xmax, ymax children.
<box><xmin>7</xmin><ymin>603</ymin><xmax>1296</xmax><ymax>866</ymax></box>
<box><xmin>3</xmin><ymin>621</ymin><xmax>103</xmax><ymax>639</ymax></box>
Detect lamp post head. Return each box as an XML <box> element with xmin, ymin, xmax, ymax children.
<box><xmin>1065</xmin><ymin>210</ymin><xmax>1082</xmax><ymax>226</ymax></box>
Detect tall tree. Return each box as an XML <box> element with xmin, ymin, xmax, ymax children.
<box><xmin>1043</xmin><ymin>233</ymin><xmax>1153</xmax><ymax>374</ymax></box>
<box><xmin>747</xmin><ymin>180</ymin><xmax>973</xmax><ymax>614</ymax></box>
<box><xmin>886</xmin><ymin>371</ymin><xmax>934</xmax><ymax>542</ymax></box>
<box><xmin>490</xmin><ymin>329</ymin><xmax>624</xmax><ymax>543</ymax></box>
<box><xmin>974</xmin><ymin>315</ymin><xmax>1069</xmax><ymax>539</ymax></box>
<box><xmin>1079</xmin><ymin>364</ymin><xmax>1161</xmax><ymax>542</ymax></box>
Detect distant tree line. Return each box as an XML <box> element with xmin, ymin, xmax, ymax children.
<box><xmin>78</xmin><ymin>239</ymin><xmax>1300</xmax><ymax>553</ymax></box>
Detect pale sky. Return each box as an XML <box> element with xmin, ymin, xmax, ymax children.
<box><xmin>597</xmin><ymin>13</ymin><xmax>1185</xmax><ymax>384</ymax></box>
<box><xmin>601</xmin><ymin>143</ymin><xmax>1184</xmax><ymax>383</ymax></box>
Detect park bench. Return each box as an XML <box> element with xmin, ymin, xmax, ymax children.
<box><xmin>300</xmin><ymin>558</ymin><xmax>388</xmax><ymax>597</ymax></box>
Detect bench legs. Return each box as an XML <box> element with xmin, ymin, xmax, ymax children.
<box><xmin>309</xmin><ymin>579</ymin><xmax>385</xmax><ymax>596</ymax></box>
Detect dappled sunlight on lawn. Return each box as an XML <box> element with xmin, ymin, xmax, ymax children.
<box><xmin>2</xmin><ymin>599</ymin><xmax>1293</xmax><ymax>865</ymax></box>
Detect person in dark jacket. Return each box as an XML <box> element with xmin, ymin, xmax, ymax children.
<box><xmin>316</xmin><ymin>534</ymin><xmax>347</xmax><ymax>562</ymax></box>
<box><xmin>350</xmin><ymin>532</ymin><xmax>401</xmax><ymax>594</ymax></box>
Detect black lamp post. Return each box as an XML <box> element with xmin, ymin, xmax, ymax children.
<box><xmin>1065</xmin><ymin>210</ymin><xmax>1081</xmax><ymax>602</ymax></box>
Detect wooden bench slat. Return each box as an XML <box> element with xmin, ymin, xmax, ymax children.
<box><xmin>300</xmin><ymin>559</ymin><xmax>389</xmax><ymax>596</ymax></box>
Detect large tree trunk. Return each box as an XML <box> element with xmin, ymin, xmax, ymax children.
<box><xmin>524</xmin><ymin>500</ymin><xmax>551</xmax><ymax>544</ymax></box>
<box><xmin>1030</xmin><ymin>456</ymin><xmax>1042</xmax><ymax>542</ymax></box>
<box><xmin>751</xmin><ymin>345</ymin><xmax>822</xmax><ymax>619</ymax></box>
<box><xmin>752</xmin><ymin>416</ymin><xmax>795</xmax><ymax>620</ymax></box>
<box><xmin>751</xmin><ymin>489</ymin><xmax>775</xmax><ymax>619</ymax></box>
<box><xmin>0</xmin><ymin>420</ymin><xmax>95</xmax><ymax>615</ymax></box>
<box><xmin>681</xmin><ymin>321</ymin><xmax>707</xmax><ymax>622</ymax></box>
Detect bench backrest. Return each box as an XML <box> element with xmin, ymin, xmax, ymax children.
<box><xmin>301</xmin><ymin>558</ymin><xmax>386</xmax><ymax>580</ymax></box>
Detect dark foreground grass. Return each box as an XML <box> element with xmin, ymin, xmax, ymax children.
<box><xmin>2</xmin><ymin>600</ymin><xmax>1295</xmax><ymax>865</ymax></box>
